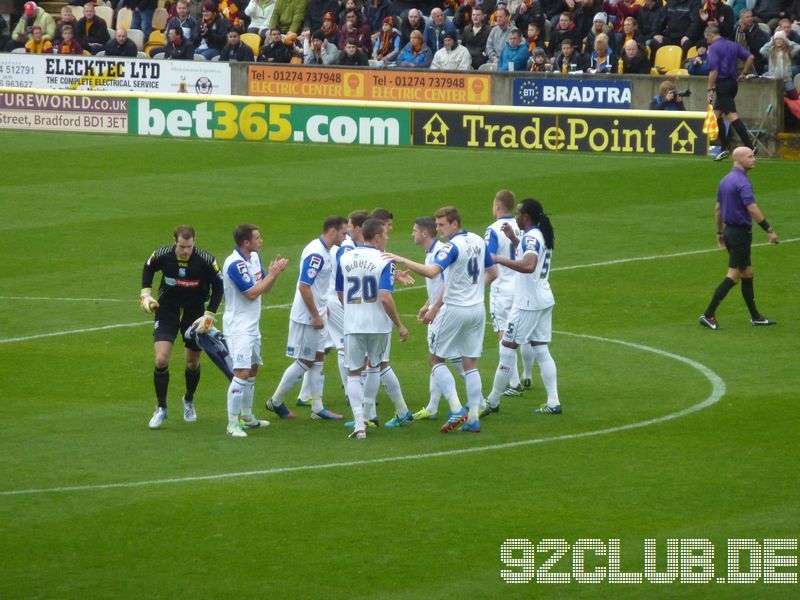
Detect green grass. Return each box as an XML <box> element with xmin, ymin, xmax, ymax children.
<box><xmin>1</xmin><ymin>131</ymin><xmax>798</xmax><ymax>599</ymax></box>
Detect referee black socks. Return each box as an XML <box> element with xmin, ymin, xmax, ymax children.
<box><xmin>705</xmin><ymin>277</ymin><xmax>736</xmax><ymax>317</ymax></box>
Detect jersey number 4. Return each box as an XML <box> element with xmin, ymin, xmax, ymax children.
<box><xmin>467</xmin><ymin>256</ymin><xmax>480</xmax><ymax>284</ymax></box>
<box><xmin>346</xmin><ymin>276</ymin><xmax>378</xmax><ymax>304</ymax></box>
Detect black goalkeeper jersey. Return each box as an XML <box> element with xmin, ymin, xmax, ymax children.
<box><xmin>141</xmin><ymin>246</ymin><xmax>223</xmax><ymax>313</ymax></box>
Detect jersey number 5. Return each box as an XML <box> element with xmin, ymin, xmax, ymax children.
<box><xmin>346</xmin><ymin>276</ymin><xmax>378</xmax><ymax>304</ymax></box>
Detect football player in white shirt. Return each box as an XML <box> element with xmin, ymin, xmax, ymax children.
<box><xmin>385</xmin><ymin>207</ymin><xmax>497</xmax><ymax>433</ymax></box>
<box><xmin>408</xmin><ymin>216</ymin><xmax>466</xmax><ymax>421</ymax></box>
<box><xmin>296</xmin><ymin>211</ymin><xmax>369</xmax><ymax>407</ymax></box>
<box><xmin>486</xmin><ymin>190</ymin><xmax>533</xmax><ymax>396</ymax></box>
<box><xmin>222</xmin><ymin>224</ymin><xmax>289</xmax><ymax>437</ymax></box>
<box><xmin>483</xmin><ymin>199</ymin><xmax>560</xmax><ymax>415</ymax></box>
<box><xmin>266</xmin><ymin>217</ymin><xmax>348</xmax><ymax>420</ymax></box>
<box><xmin>336</xmin><ymin>218</ymin><xmax>411</xmax><ymax>439</ymax></box>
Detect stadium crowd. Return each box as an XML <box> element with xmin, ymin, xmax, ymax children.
<box><xmin>3</xmin><ymin>0</ymin><xmax>798</xmax><ymax>93</ymax></box>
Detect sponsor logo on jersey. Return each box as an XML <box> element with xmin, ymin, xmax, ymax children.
<box><xmin>164</xmin><ymin>277</ymin><xmax>177</xmax><ymax>286</ymax></box>
<box><xmin>236</xmin><ymin>262</ymin><xmax>248</xmax><ymax>275</ymax></box>
<box><xmin>175</xmin><ymin>278</ymin><xmax>201</xmax><ymax>288</ymax></box>
<box><xmin>309</xmin><ymin>255</ymin><xmax>322</xmax><ymax>269</ymax></box>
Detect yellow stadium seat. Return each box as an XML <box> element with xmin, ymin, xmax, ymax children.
<box><xmin>70</xmin><ymin>5</ymin><xmax>84</xmax><ymax>20</ymax></box>
<box><xmin>116</xmin><ymin>7</ymin><xmax>133</xmax><ymax>30</ymax></box>
<box><xmin>686</xmin><ymin>46</ymin><xmax>698</xmax><ymax>60</ymax></box>
<box><xmin>665</xmin><ymin>68</ymin><xmax>689</xmax><ymax>76</ymax></box>
<box><xmin>95</xmin><ymin>5</ymin><xmax>114</xmax><ymax>26</ymax></box>
<box><xmin>239</xmin><ymin>33</ymin><xmax>261</xmax><ymax>56</ymax></box>
<box><xmin>152</xmin><ymin>8</ymin><xmax>169</xmax><ymax>31</ymax></box>
<box><xmin>143</xmin><ymin>30</ymin><xmax>166</xmax><ymax>56</ymax></box>
<box><xmin>654</xmin><ymin>45</ymin><xmax>683</xmax><ymax>73</ymax></box>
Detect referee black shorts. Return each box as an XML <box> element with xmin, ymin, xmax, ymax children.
<box><xmin>153</xmin><ymin>302</ymin><xmax>204</xmax><ymax>350</ymax></box>
<box><xmin>714</xmin><ymin>79</ymin><xmax>738</xmax><ymax>115</ymax></box>
<box><xmin>723</xmin><ymin>224</ymin><xmax>752</xmax><ymax>269</ymax></box>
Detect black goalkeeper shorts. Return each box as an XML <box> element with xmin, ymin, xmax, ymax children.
<box><xmin>152</xmin><ymin>302</ymin><xmax>204</xmax><ymax>350</ymax></box>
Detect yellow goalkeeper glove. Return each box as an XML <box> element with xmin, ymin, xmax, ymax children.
<box><xmin>192</xmin><ymin>310</ymin><xmax>215</xmax><ymax>334</ymax></box>
<box><xmin>140</xmin><ymin>288</ymin><xmax>159</xmax><ymax>313</ymax></box>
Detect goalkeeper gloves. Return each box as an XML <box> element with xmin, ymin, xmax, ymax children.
<box><xmin>192</xmin><ymin>310</ymin><xmax>215</xmax><ymax>334</ymax></box>
<box><xmin>140</xmin><ymin>288</ymin><xmax>159</xmax><ymax>313</ymax></box>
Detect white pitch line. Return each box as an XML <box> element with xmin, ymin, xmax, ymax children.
<box><xmin>0</xmin><ymin>331</ymin><xmax>725</xmax><ymax>497</ymax></box>
<box><xmin>0</xmin><ymin>322</ymin><xmax>150</xmax><ymax>344</ymax></box>
<box><xmin>0</xmin><ymin>296</ymin><xmax>123</xmax><ymax>302</ymax></box>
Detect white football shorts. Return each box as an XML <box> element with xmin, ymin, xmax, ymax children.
<box><xmin>429</xmin><ymin>303</ymin><xmax>485</xmax><ymax>360</ymax></box>
<box><xmin>326</xmin><ymin>299</ymin><xmax>344</xmax><ymax>350</ymax></box>
<box><xmin>344</xmin><ymin>333</ymin><xmax>389</xmax><ymax>371</ymax></box>
<box><xmin>489</xmin><ymin>291</ymin><xmax>513</xmax><ymax>333</ymax></box>
<box><xmin>226</xmin><ymin>333</ymin><xmax>263</xmax><ymax>370</ymax></box>
<box><xmin>286</xmin><ymin>319</ymin><xmax>327</xmax><ymax>360</ymax></box>
<box><xmin>503</xmin><ymin>306</ymin><xmax>553</xmax><ymax>345</ymax></box>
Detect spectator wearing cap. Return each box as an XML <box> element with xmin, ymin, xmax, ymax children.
<box><xmin>269</xmin><ymin>0</ymin><xmax>307</xmax><ymax>34</ymax></box>
<box><xmin>315</xmin><ymin>11</ymin><xmax>341</xmax><ymax>46</ymax></box>
<box><xmin>620</xmin><ymin>37</ymin><xmax>651</xmax><ymax>72</ymax></box>
<box><xmin>529</xmin><ymin>46</ymin><xmax>549</xmax><ymax>69</ymax></box>
<box><xmin>685</xmin><ymin>37</ymin><xmax>710</xmax><ymax>74</ymax></box>
<box><xmin>246</xmin><ymin>0</ymin><xmax>276</xmax><ymax>35</ymax></box>
<box><xmin>305</xmin><ymin>28</ymin><xmax>340</xmax><ymax>63</ymax></box>
<box><xmin>424</xmin><ymin>7</ymin><xmax>458</xmax><ymax>52</ymax></box>
<box><xmin>373</xmin><ymin>16</ymin><xmax>401</xmax><ymax>63</ymax></box>
<box><xmin>572</xmin><ymin>0</ymin><xmax>605</xmax><ymax>42</ymax></box>
<box><xmin>365</xmin><ymin>0</ymin><xmax>396</xmax><ymax>35</ymax></box>
<box><xmin>760</xmin><ymin>29</ymin><xmax>800</xmax><ymax>98</ymax></box>
<box><xmin>338</xmin><ymin>35</ymin><xmax>370</xmax><ymax>64</ymax></box>
<box><xmin>75</xmin><ymin>2</ymin><xmax>110</xmax><ymax>55</ymax></box>
<box><xmin>195</xmin><ymin>3</ymin><xmax>230</xmax><ymax>60</ymax></box>
<box><xmin>220</xmin><ymin>27</ymin><xmax>256</xmax><ymax>61</ymax></box>
<box><xmin>303</xmin><ymin>0</ymin><xmax>339</xmax><ymax>34</ymax></box>
<box><xmin>583</xmin><ymin>11</ymin><xmax>614</xmax><ymax>55</ymax></box>
<box><xmin>498</xmin><ymin>27</ymin><xmax>530</xmax><ymax>69</ymax></box>
<box><xmin>487</xmin><ymin>4</ymin><xmax>514</xmax><ymax>62</ymax></box>
<box><xmin>24</xmin><ymin>24</ymin><xmax>53</xmax><ymax>53</ymax></box>
<box><xmin>339</xmin><ymin>9</ymin><xmax>372</xmax><ymax>53</ymax></box>
<box><xmin>396</xmin><ymin>29</ymin><xmax>433</xmax><ymax>67</ymax></box>
<box><xmin>431</xmin><ymin>29</ymin><xmax>473</xmax><ymax>69</ymax></box>
<box><xmin>105</xmin><ymin>28</ymin><xmax>139</xmax><ymax>57</ymax></box>
<box><xmin>8</xmin><ymin>2</ymin><xmax>56</xmax><ymax>52</ymax></box>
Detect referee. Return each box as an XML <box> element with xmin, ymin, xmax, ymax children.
<box><xmin>141</xmin><ymin>225</ymin><xmax>223</xmax><ymax>428</ymax></box>
<box><xmin>705</xmin><ymin>25</ymin><xmax>756</xmax><ymax>162</ymax></box>
<box><xmin>699</xmin><ymin>147</ymin><xmax>779</xmax><ymax>330</ymax></box>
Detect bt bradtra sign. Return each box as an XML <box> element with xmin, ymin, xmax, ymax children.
<box><xmin>513</xmin><ymin>78</ymin><xmax>631</xmax><ymax>109</ymax></box>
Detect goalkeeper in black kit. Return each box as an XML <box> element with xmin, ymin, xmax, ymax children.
<box><xmin>140</xmin><ymin>225</ymin><xmax>223</xmax><ymax>429</ymax></box>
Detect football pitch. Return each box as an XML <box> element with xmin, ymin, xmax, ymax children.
<box><xmin>0</xmin><ymin>130</ymin><xmax>798</xmax><ymax>598</ymax></box>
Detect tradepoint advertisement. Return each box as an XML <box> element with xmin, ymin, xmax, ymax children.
<box><xmin>130</xmin><ymin>97</ymin><xmax>410</xmax><ymax>145</ymax></box>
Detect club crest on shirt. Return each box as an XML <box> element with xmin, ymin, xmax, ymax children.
<box><xmin>436</xmin><ymin>243</ymin><xmax>453</xmax><ymax>261</ymax></box>
<box><xmin>178</xmin><ymin>267</ymin><xmax>186</xmax><ymax>277</ymax></box>
<box><xmin>307</xmin><ymin>268</ymin><xmax>318</xmax><ymax>279</ymax></box>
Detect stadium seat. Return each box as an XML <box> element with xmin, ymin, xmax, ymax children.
<box><xmin>194</xmin><ymin>53</ymin><xmax>206</xmax><ymax>60</ymax></box>
<box><xmin>757</xmin><ymin>23</ymin><xmax>771</xmax><ymax>36</ymax></box>
<box><xmin>70</xmin><ymin>5</ymin><xmax>84</xmax><ymax>19</ymax></box>
<box><xmin>95</xmin><ymin>5</ymin><xmax>114</xmax><ymax>26</ymax></box>
<box><xmin>153</xmin><ymin>52</ymin><xmax>165</xmax><ymax>59</ymax></box>
<box><xmin>116</xmin><ymin>7</ymin><xmax>133</xmax><ymax>30</ymax></box>
<box><xmin>478</xmin><ymin>62</ymin><xmax>496</xmax><ymax>71</ymax></box>
<box><xmin>665</xmin><ymin>68</ymin><xmax>688</xmax><ymax>76</ymax></box>
<box><xmin>152</xmin><ymin>8</ymin><xmax>169</xmax><ymax>31</ymax></box>
<box><xmin>211</xmin><ymin>55</ymin><xmax>220</xmax><ymax>61</ymax></box>
<box><xmin>137</xmin><ymin>51</ymin><xmax>148</xmax><ymax>58</ymax></box>
<box><xmin>653</xmin><ymin>45</ymin><xmax>682</xmax><ymax>73</ymax></box>
<box><xmin>96</xmin><ymin>50</ymin><xmax>106</xmax><ymax>56</ymax></box>
<box><xmin>240</xmin><ymin>33</ymin><xmax>261</xmax><ymax>55</ymax></box>
<box><xmin>143</xmin><ymin>29</ymin><xmax>166</xmax><ymax>55</ymax></box>
<box><xmin>11</xmin><ymin>47</ymin><xmax>26</xmax><ymax>53</ymax></box>
<box><xmin>127</xmin><ymin>28</ymin><xmax>145</xmax><ymax>50</ymax></box>
<box><xmin>685</xmin><ymin>46</ymin><xmax>698</xmax><ymax>60</ymax></box>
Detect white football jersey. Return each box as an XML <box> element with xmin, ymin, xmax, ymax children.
<box><xmin>326</xmin><ymin>233</ymin><xmax>356</xmax><ymax>304</ymax></box>
<box><xmin>432</xmin><ymin>231</ymin><xmax>493</xmax><ymax>307</ymax></box>
<box><xmin>290</xmin><ymin>237</ymin><xmax>332</xmax><ymax>324</ymax></box>
<box><xmin>513</xmin><ymin>227</ymin><xmax>554</xmax><ymax>310</ymax></box>
<box><xmin>335</xmin><ymin>245</ymin><xmax>395</xmax><ymax>334</ymax></box>
<box><xmin>425</xmin><ymin>239</ymin><xmax>445</xmax><ymax>304</ymax></box>
<box><xmin>222</xmin><ymin>248</ymin><xmax>265</xmax><ymax>335</ymax></box>
<box><xmin>485</xmin><ymin>216</ymin><xmax>521</xmax><ymax>297</ymax></box>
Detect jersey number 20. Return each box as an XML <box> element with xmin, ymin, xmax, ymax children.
<box><xmin>346</xmin><ymin>276</ymin><xmax>378</xmax><ymax>304</ymax></box>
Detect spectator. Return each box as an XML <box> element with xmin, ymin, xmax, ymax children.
<box><xmin>246</xmin><ymin>0</ymin><xmax>276</xmax><ymax>35</ymax></box>
<box><xmin>316</xmin><ymin>11</ymin><xmax>341</xmax><ymax>46</ymax></box>
<box><xmin>620</xmin><ymin>37</ymin><xmax>651</xmax><ymax>72</ymax></box>
<box><xmin>0</xmin><ymin>15</ymin><xmax>9</xmax><ymax>52</ymax></box>
<box><xmin>572</xmin><ymin>0</ymin><xmax>604</xmax><ymax>42</ymax></box>
<box><xmin>396</xmin><ymin>29</ymin><xmax>433</xmax><ymax>67</ymax></box>
<box><xmin>118</xmin><ymin>0</ymin><xmax>156</xmax><ymax>39</ymax></box>
<box><xmin>548</xmin><ymin>12</ymin><xmax>578</xmax><ymax>56</ymax></box>
<box><xmin>604</xmin><ymin>0</ymin><xmax>642</xmax><ymax>37</ymax></box>
<box><xmin>619</xmin><ymin>16</ymin><xmax>646</xmax><ymax>50</ymax></box>
<box><xmin>651</xmin><ymin>0</ymin><xmax>703</xmax><ymax>55</ymax></box>
<box><xmin>454</xmin><ymin>0</ymin><xmax>478</xmax><ymax>33</ymax></box>
<box><xmin>554</xmin><ymin>37</ymin><xmax>588</xmax><ymax>71</ymax></box>
<box><xmin>105</xmin><ymin>27</ymin><xmax>139</xmax><ymax>57</ymax></box>
<box><xmin>220</xmin><ymin>27</ymin><xmax>256</xmax><ymax>60</ymax></box>
<box><xmin>196</xmin><ymin>3</ymin><xmax>230</xmax><ymax>60</ymax></box>
<box><xmin>431</xmin><ymin>30</ymin><xmax>473</xmax><ymax>69</ymax></box>
<box><xmin>498</xmin><ymin>27</ymin><xmax>530</xmax><ymax>69</ymax></box>
<box><xmin>487</xmin><ymin>5</ymin><xmax>514</xmax><ymax>62</ymax></box>
<box><xmin>760</xmin><ymin>30</ymin><xmax>800</xmax><ymax>98</ymax></box>
<box><xmin>218</xmin><ymin>0</ymin><xmax>244</xmax><ymax>30</ymax></box>
<box><xmin>55</xmin><ymin>23</ymin><xmax>84</xmax><ymax>53</ymax></box>
<box><xmin>365</xmin><ymin>0</ymin><xmax>396</xmax><ymax>34</ymax></box>
<box><xmin>698</xmin><ymin>0</ymin><xmax>734</xmax><ymax>40</ymax></box>
<box><xmin>583</xmin><ymin>11</ymin><xmax>614</xmax><ymax>54</ymax></box>
<box><xmin>588</xmin><ymin>32</ymin><xmax>618</xmax><ymax>71</ymax></box>
<box><xmin>736</xmin><ymin>9</ymin><xmax>770</xmax><ymax>73</ymax></box>
<box><xmin>638</xmin><ymin>0</ymin><xmax>666</xmax><ymax>48</ymax></box>
<box><xmin>8</xmin><ymin>2</ymin><xmax>56</xmax><ymax>52</ymax></box>
<box><xmin>257</xmin><ymin>27</ymin><xmax>294</xmax><ymax>61</ymax></box>
<box><xmin>528</xmin><ymin>46</ymin><xmax>550</xmax><ymax>70</ymax></box>
<box><xmin>753</xmin><ymin>0</ymin><xmax>790</xmax><ymax>31</ymax></box>
<box><xmin>75</xmin><ymin>2</ymin><xmax>110</xmax><ymax>55</ymax></box>
<box><xmin>55</xmin><ymin>6</ymin><xmax>76</xmax><ymax>45</ymax></box>
<box><xmin>526</xmin><ymin>21</ymin><xmax>545</xmax><ymax>51</ymax></box>
<box><xmin>165</xmin><ymin>25</ymin><xmax>195</xmax><ymax>59</ymax></box>
<box><xmin>463</xmin><ymin>6</ymin><xmax>491</xmax><ymax>68</ymax></box>
<box><xmin>269</xmin><ymin>0</ymin><xmax>307</xmax><ymax>34</ymax></box>
<box><xmin>514</xmin><ymin>0</ymin><xmax>546</xmax><ymax>34</ymax></box>
<box><xmin>650</xmin><ymin>80</ymin><xmax>687</xmax><ymax>109</ymax></box>
<box><xmin>373</xmin><ymin>16</ymin><xmax>401</xmax><ymax>64</ymax></box>
<box><xmin>338</xmin><ymin>36</ymin><xmax>369</xmax><ymax>64</ymax></box>
<box><xmin>400</xmin><ymin>8</ymin><xmax>425</xmax><ymax>47</ymax></box>
<box><xmin>166</xmin><ymin>1</ymin><xmax>201</xmax><ymax>48</ymax></box>
<box><xmin>24</xmin><ymin>24</ymin><xmax>53</xmax><ymax>53</ymax></box>
<box><xmin>339</xmin><ymin>9</ymin><xmax>372</xmax><ymax>53</ymax></box>
<box><xmin>164</xmin><ymin>0</ymin><xmax>204</xmax><ymax>19</ymax></box>
<box><xmin>303</xmin><ymin>0</ymin><xmax>340</xmax><ymax>34</ymax></box>
<box><xmin>424</xmin><ymin>7</ymin><xmax>458</xmax><ymax>52</ymax></box>
<box><xmin>685</xmin><ymin>37</ymin><xmax>710</xmax><ymax>73</ymax></box>
<box><xmin>339</xmin><ymin>0</ymin><xmax>366</xmax><ymax>25</ymax></box>
<box><xmin>777</xmin><ymin>17</ymin><xmax>800</xmax><ymax>44</ymax></box>
<box><xmin>305</xmin><ymin>28</ymin><xmax>340</xmax><ymax>63</ymax></box>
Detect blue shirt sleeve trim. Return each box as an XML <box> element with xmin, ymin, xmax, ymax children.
<box><xmin>227</xmin><ymin>260</ymin><xmax>255</xmax><ymax>293</ymax></box>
